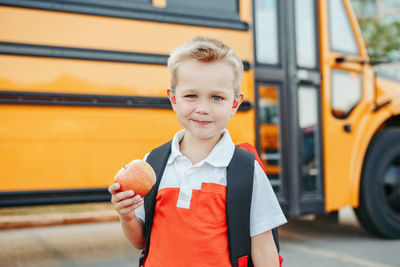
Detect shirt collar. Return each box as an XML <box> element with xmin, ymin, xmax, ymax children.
<box><xmin>168</xmin><ymin>129</ymin><xmax>185</xmax><ymax>164</ymax></box>
<box><xmin>167</xmin><ymin>129</ymin><xmax>235</xmax><ymax>168</ymax></box>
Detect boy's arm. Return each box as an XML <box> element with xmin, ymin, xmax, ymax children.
<box><xmin>120</xmin><ymin>215</ymin><xmax>145</xmax><ymax>250</ymax></box>
<box><xmin>251</xmin><ymin>230</ymin><xmax>280</xmax><ymax>267</ymax></box>
<box><xmin>109</xmin><ymin>183</ymin><xmax>145</xmax><ymax>249</ymax></box>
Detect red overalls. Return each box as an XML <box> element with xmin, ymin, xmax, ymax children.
<box><xmin>145</xmin><ymin>182</ymin><xmax>232</xmax><ymax>266</ymax></box>
<box><xmin>141</xmin><ymin>141</ymin><xmax>283</xmax><ymax>267</ymax></box>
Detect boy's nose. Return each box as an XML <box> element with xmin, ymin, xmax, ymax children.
<box><xmin>195</xmin><ymin>99</ymin><xmax>210</xmax><ymax>114</ymax></box>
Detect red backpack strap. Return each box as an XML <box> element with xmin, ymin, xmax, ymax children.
<box><xmin>237</xmin><ymin>143</ymin><xmax>266</xmax><ymax>173</ymax></box>
<box><xmin>237</xmin><ymin>142</ymin><xmax>283</xmax><ymax>267</ymax></box>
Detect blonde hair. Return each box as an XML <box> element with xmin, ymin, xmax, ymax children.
<box><xmin>167</xmin><ymin>36</ymin><xmax>243</xmax><ymax>97</ymax></box>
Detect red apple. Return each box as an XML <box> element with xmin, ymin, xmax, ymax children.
<box><xmin>114</xmin><ymin>159</ymin><xmax>156</xmax><ymax>197</ymax></box>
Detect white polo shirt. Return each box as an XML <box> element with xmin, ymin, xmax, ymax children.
<box><xmin>134</xmin><ymin>129</ymin><xmax>287</xmax><ymax>237</ymax></box>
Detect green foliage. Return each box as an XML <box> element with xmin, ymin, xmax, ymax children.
<box><xmin>358</xmin><ymin>18</ymin><xmax>400</xmax><ymax>61</ymax></box>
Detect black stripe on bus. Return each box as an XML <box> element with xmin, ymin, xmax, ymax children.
<box><xmin>0</xmin><ymin>188</ymin><xmax>110</xmax><ymax>207</ymax></box>
<box><xmin>0</xmin><ymin>42</ymin><xmax>168</xmax><ymax>65</ymax></box>
<box><xmin>0</xmin><ymin>42</ymin><xmax>251</xmax><ymax>71</ymax></box>
<box><xmin>0</xmin><ymin>91</ymin><xmax>253</xmax><ymax>111</ymax></box>
<box><xmin>0</xmin><ymin>0</ymin><xmax>249</xmax><ymax>31</ymax></box>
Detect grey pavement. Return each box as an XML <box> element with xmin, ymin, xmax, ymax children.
<box><xmin>0</xmin><ymin>206</ymin><xmax>399</xmax><ymax>267</ymax></box>
<box><xmin>0</xmin><ymin>221</ymin><xmax>141</xmax><ymax>267</ymax></box>
<box><xmin>280</xmin><ymin>207</ymin><xmax>400</xmax><ymax>267</ymax></box>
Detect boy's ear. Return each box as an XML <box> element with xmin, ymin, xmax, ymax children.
<box><xmin>167</xmin><ymin>88</ymin><xmax>176</xmax><ymax>106</ymax></box>
<box><xmin>231</xmin><ymin>92</ymin><xmax>244</xmax><ymax>116</ymax></box>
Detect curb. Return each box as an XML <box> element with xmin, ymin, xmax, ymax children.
<box><xmin>0</xmin><ymin>210</ymin><xmax>119</xmax><ymax>230</ymax></box>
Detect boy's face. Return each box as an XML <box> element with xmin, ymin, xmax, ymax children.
<box><xmin>168</xmin><ymin>59</ymin><xmax>243</xmax><ymax>142</ymax></box>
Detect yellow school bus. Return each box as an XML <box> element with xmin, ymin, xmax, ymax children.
<box><xmin>1</xmin><ymin>0</ymin><xmax>399</xmax><ymax>238</ymax></box>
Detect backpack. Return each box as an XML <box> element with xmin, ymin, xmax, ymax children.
<box><xmin>140</xmin><ymin>141</ymin><xmax>282</xmax><ymax>267</ymax></box>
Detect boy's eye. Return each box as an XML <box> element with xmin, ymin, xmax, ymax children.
<box><xmin>212</xmin><ymin>96</ymin><xmax>223</xmax><ymax>101</ymax></box>
<box><xmin>185</xmin><ymin>94</ymin><xmax>197</xmax><ymax>99</ymax></box>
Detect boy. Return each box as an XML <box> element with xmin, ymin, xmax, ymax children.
<box><xmin>108</xmin><ymin>36</ymin><xmax>287</xmax><ymax>266</ymax></box>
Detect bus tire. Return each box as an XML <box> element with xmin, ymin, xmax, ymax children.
<box><xmin>355</xmin><ymin>128</ymin><xmax>400</xmax><ymax>238</ymax></box>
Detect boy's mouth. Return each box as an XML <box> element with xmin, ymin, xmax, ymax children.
<box><xmin>192</xmin><ymin>119</ymin><xmax>212</xmax><ymax>125</ymax></box>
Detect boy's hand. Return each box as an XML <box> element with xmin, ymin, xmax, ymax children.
<box><xmin>108</xmin><ymin>183</ymin><xmax>144</xmax><ymax>222</ymax></box>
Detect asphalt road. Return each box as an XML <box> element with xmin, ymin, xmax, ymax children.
<box><xmin>0</xmin><ymin>207</ymin><xmax>399</xmax><ymax>267</ymax></box>
<box><xmin>279</xmin><ymin>208</ymin><xmax>400</xmax><ymax>267</ymax></box>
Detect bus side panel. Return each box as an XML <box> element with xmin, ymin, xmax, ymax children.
<box><xmin>0</xmin><ymin>4</ymin><xmax>255</xmax><ymax>201</ymax></box>
<box><xmin>0</xmin><ymin>106</ymin><xmax>254</xmax><ymax>192</ymax></box>
<box><xmin>0</xmin><ymin>55</ymin><xmax>170</xmax><ymax>96</ymax></box>
<box><xmin>0</xmin><ymin>104</ymin><xmax>177</xmax><ymax>190</ymax></box>
<box><xmin>0</xmin><ymin>6</ymin><xmax>253</xmax><ymax>61</ymax></box>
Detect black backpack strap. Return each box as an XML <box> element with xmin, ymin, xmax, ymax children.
<box><xmin>227</xmin><ymin>146</ymin><xmax>281</xmax><ymax>267</ymax></box>
<box><xmin>226</xmin><ymin>146</ymin><xmax>254</xmax><ymax>267</ymax></box>
<box><xmin>139</xmin><ymin>141</ymin><xmax>172</xmax><ymax>266</ymax></box>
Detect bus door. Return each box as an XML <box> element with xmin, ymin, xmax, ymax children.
<box><xmin>320</xmin><ymin>0</ymin><xmax>370</xmax><ymax>212</ymax></box>
<box><xmin>253</xmin><ymin>0</ymin><xmax>324</xmax><ymax>217</ymax></box>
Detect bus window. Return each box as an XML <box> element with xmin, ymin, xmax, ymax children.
<box><xmin>328</xmin><ymin>0</ymin><xmax>359</xmax><ymax>55</ymax></box>
<box><xmin>298</xmin><ymin>86</ymin><xmax>319</xmax><ymax>193</ymax></box>
<box><xmin>295</xmin><ymin>0</ymin><xmax>317</xmax><ymax>69</ymax></box>
<box><xmin>331</xmin><ymin>69</ymin><xmax>362</xmax><ymax>119</ymax></box>
<box><xmin>258</xmin><ymin>84</ymin><xmax>281</xmax><ymax>192</ymax></box>
<box><xmin>254</xmin><ymin>0</ymin><xmax>279</xmax><ymax>65</ymax></box>
<box><xmin>167</xmin><ymin>0</ymin><xmax>239</xmax><ymax>18</ymax></box>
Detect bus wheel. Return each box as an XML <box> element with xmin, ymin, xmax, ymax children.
<box><xmin>355</xmin><ymin>128</ymin><xmax>400</xmax><ymax>238</ymax></box>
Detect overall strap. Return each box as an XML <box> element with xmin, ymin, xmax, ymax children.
<box><xmin>226</xmin><ymin>146</ymin><xmax>255</xmax><ymax>267</ymax></box>
<box><xmin>141</xmin><ymin>141</ymin><xmax>172</xmax><ymax>264</ymax></box>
